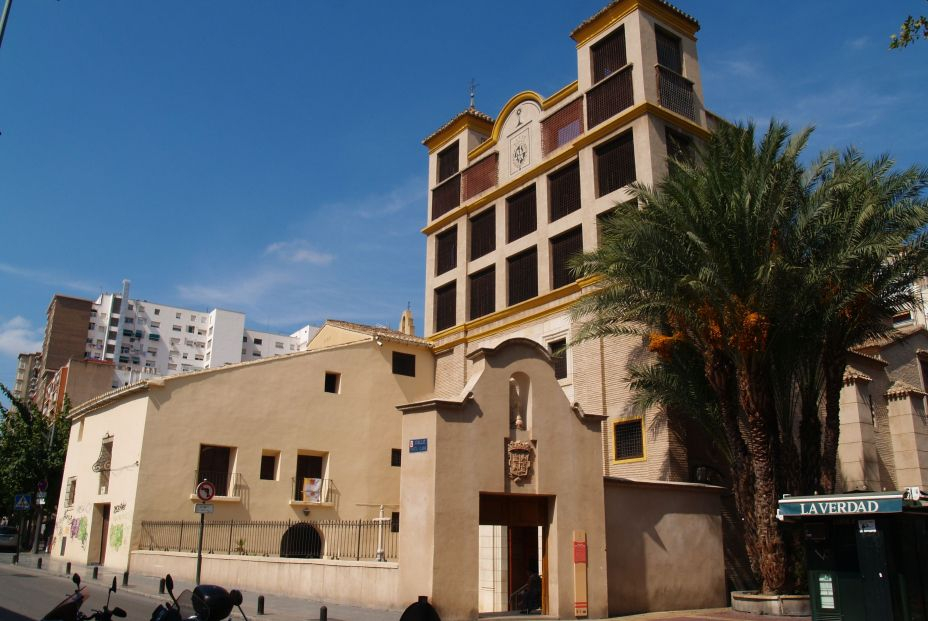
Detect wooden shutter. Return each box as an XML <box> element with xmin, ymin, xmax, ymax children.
<box><xmin>507</xmin><ymin>247</ymin><xmax>538</xmax><ymax>306</ymax></box>
<box><xmin>435</xmin><ymin>226</ymin><xmax>457</xmax><ymax>275</ymax></box>
<box><xmin>469</xmin><ymin>266</ymin><xmax>496</xmax><ymax>320</ymax></box>
<box><xmin>435</xmin><ymin>282</ymin><xmax>457</xmax><ymax>332</ymax></box>
<box><xmin>470</xmin><ymin>208</ymin><xmax>496</xmax><ymax>260</ymax></box>
<box><xmin>507</xmin><ymin>186</ymin><xmax>537</xmax><ymax>243</ymax></box>
<box><xmin>437</xmin><ymin>141</ymin><xmax>460</xmax><ymax>183</ymax></box>
<box><xmin>595</xmin><ymin>131</ymin><xmax>636</xmax><ymax>196</ymax></box>
<box><xmin>551</xmin><ymin>226</ymin><xmax>583</xmax><ymax>289</ymax></box>
<box><xmin>549</xmin><ymin>161</ymin><xmax>581</xmax><ymax>222</ymax></box>
<box><xmin>591</xmin><ymin>27</ymin><xmax>627</xmax><ymax>83</ymax></box>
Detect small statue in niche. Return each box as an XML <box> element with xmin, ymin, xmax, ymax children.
<box><xmin>510</xmin><ymin>377</ymin><xmax>525</xmax><ymax>430</ymax></box>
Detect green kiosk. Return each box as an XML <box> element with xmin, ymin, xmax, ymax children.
<box><xmin>778</xmin><ymin>490</ymin><xmax>928</xmax><ymax>620</ymax></box>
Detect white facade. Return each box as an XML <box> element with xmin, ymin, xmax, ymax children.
<box><xmin>83</xmin><ymin>281</ymin><xmax>315</xmax><ymax>387</ymax></box>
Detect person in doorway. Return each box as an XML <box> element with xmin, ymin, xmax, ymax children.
<box><xmin>522</xmin><ymin>565</ymin><xmax>542</xmax><ymax>614</ymax></box>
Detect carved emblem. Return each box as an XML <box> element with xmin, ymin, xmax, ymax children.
<box><xmin>507</xmin><ymin>440</ymin><xmax>534</xmax><ymax>483</ymax></box>
<box><xmin>509</xmin><ymin>126</ymin><xmax>530</xmax><ymax>175</ymax></box>
<box><xmin>92</xmin><ymin>439</ymin><xmax>113</xmax><ymax>473</ymax></box>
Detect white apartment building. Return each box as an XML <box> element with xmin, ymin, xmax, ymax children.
<box><xmin>84</xmin><ymin>281</ymin><xmax>318</xmax><ymax>387</ymax></box>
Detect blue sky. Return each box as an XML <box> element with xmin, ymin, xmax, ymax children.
<box><xmin>0</xmin><ymin>1</ymin><xmax>925</xmax><ymax>392</ymax></box>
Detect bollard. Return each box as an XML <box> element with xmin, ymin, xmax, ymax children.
<box><xmin>159</xmin><ymin>578</ymin><xmax>165</xmax><ymax>594</ymax></box>
<box><xmin>123</xmin><ymin>571</ymin><xmax>129</xmax><ymax>587</ymax></box>
<box><xmin>66</xmin><ymin>562</ymin><xmax>71</xmax><ymax>575</ymax></box>
<box><xmin>319</xmin><ymin>605</ymin><xmax>327</xmax><ymax>621</ymax></box>
<box><xmin>92</xmin><ymin>566</ymin><xmax>98</xmax><ymax>580</ymax></box>
<box><xmin>37</xmin><ymin>558</ymin><xmax>42</xmax><ymax>569</ymax></box>
<box><xmin>256</xmin><ymin>595</ymin><xmax>265</xmax><ymax>615</ymax></box>
<box><xmin>11</xmin><ymin>553</ymin><xmax>18</xmax><ymax>564</ymax></box>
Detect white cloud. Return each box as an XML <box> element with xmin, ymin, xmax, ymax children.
<box><xmin>322</xmin><ymin>175</ymin><xmax>426</xmax><ymax>220</ymax></box>
<box><xmin>0</xmin><ymin>262</ymin><xmax>98</xmax><ymax>294</ymax></box>
<box><xmin>265</xmin><ymin>240</ymin><xmax>334</xmax><ymax>266</ymax></box>
<box><xmin>0</xmin><ymin>316</ymin><xmax>43</xmax><ymax>357</ymax></box>
<box><xmin>848</xmin><ymin>36</ymin><xmax>870</xmax><ymax>50</ymax></box>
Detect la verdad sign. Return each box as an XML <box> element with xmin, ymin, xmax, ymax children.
<box><xmin>778</xmin><ymin>493</ymin><xmax>904</xmax><ymax>518</ymax></box>
<box><xmin>797</xmin><ymin>500</ymin><xmax>880</xmax><ymax>516</ymax></box>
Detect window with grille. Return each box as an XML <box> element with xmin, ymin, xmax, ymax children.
<box><xmin>65</xmin><ymin>477</ymin><xmax>77</xmax><ymax>507</ymax></box>
<box><xmin>595</xmin><ymin>131</ymin><xmax>636</xmax><ymax>196</ymax></box>
<box><xmin>656</xmin><ymin>27</ymin><xmax>683</xmax><ymax>74</ymax></box>
<box><xmin>614</xmin><ymin>418</ymin><xmax>644</xmax><ymax>461</ymax></box>
<box><xmin>437</xmin><ymin>141</ymin><xmax>459</xmax><ymax>183</ymax></box>
<box><xmin>666</xmin><ymin>127</ymin><xmax>695</xmax><ymax>164</ymax></box>
<box><xmin>470</xmin><ymin>208</ymin><xmax>496</xmax><ymax>260</ymax></box>
<box><xmin>435</xmin><ymin>281</ymin><xmax>457</xmax><ymax>332</ymax></box>
<box><xmin>392</xmin><ymin>352</ymin><xmax>416</xmax><ymax>377</ymax></box>
<box><xmin>551</xmin><ymin>226</ymin><xmax>583</xmax><ymax>289</ymax></box>
<box><xmin>507</xmin><ymin>247</ymin><xmax>538</xmax><ymax>306</ymax></box>
<box><xmin>431</xmin><ymin>174</ymin><xmax>461</xmax><ymax>220</ymax></box>
<box><xmin>548</xmin><ymin>161</ymin><xmax>581</xmax><ymax>222</ymax></box>
<box><xmin>391</xmin><ymin>511</ymin><xmax>400</xmax><ymax>533</ymax></box>
<box><xmin>469</xmin><ymin>266</ymin><xmax>496</xmax><ymax>320</ymax></box>
<box><xmin>541</xmin><ymin>99</ymin><xmax>584</xmax><ymax>155</ymax></box>
<box><xmin>549</xmin><ymin>338</ymin><xmax>567</xmax><ymax>380</ymax></box>
<box><xmin>462</xmin><ymin>153</ymin><xmax>498</xmax><ymax>201</ymax></box>
<box><xmin>591</xmin><ymin>27</ymin><xmax>627</xmax><ymax>83</ymax></box>
<box><xmin>597</xmin><ymin>206</ymin><xmax>620</xmax><ymax>245</ymax></box>
<box><xmin>507</xmin><ymin>186</ymin><xmax>537</xmax><ymax>243</ymax></box>
<box><xmin>435</xmin><ymin>226</ymin><xmax>458</xmax><ymax>276</ymax></box>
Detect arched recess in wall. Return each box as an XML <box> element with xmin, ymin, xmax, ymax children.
<box><xmin>509</xmin><ymin>372</ymin><xmax>532</xmax><ymax>431</ymax></box>
<box><xmin>279</xmin><ymin>522</ymin><xmax>323</xmax><ymax>558</ymax></box>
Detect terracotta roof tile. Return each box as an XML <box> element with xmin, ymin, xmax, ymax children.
<box><xmin>422</xmin><ymin>108</ymin><xmax>494</xmax><ymax>146</ymax></box>
<box><xmin>324</xmin><ymin>319</ymin><xmax>431</xmax><ymax>347</ymax></box>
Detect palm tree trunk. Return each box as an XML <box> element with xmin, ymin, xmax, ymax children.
<box><xmin>798</xmin><ymin>373</ymin><xmax>823</xmax><ymax>495</ymax></box>
<box><xmin>820</xmin><ymin>351</ymin><xmax>847</xmax><ymax>494</ymax></box>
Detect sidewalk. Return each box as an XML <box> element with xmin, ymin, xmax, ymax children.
<box><xmin>2</xmin><ymin>551</ymin><xmax>808</xmax><ymax>621</ymax></box>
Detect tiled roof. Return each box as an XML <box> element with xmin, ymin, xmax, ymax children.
<box><xmin>324</xmin><ymin>319</ymin><xmax>431</xmax><ymax>347</ymax></box>
<box><xmin>886</xmin><ymin>380</ymin><xmax>926</xmax><ymax>399</ymax></box>
<box><xmin>856</xmin><ymin>324</ymin><xmax>927</xmax><ymax>349</ymax></box>
<box><xmin>570</xmin><ymin>0</ymin><xmax>699</xmax><ymax>39</ymax></box>
<box><xmin>422</xmin><ymin>108</ymin><xmax>495</xmax><ymax>146</ymax></box>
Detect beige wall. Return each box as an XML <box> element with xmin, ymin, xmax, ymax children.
<box><xmin>53</xmin><ymin>391</ymin><xmax>148</xmax><ymax>571</ymax></box>
<box><xmin>130</xmin><ymin>551</ymin><xmax>402</xmax><ymax>609</ymax></box>
<box><xmin>399</xmin><ymin>339</ymin><xmax>608</xmax><ymax>620</ymax></box>
<box><xmin>604</xmin><ymin>478</ymin><xmax>726</xmax><ymax>615</ymax></box>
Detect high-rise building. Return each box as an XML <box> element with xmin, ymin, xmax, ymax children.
<box><xmin>422</xmin><ymin>0</ymin><xmax>715</xmax><ymax>480</ymax></box>
<box><xmin>13</xmin><ymin>351</ymin><xmax>41</xmax><ymax>401</ymax></box>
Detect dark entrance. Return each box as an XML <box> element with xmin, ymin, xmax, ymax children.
<box><xmin>479</xmin><ymin>493</ymin><xmax>550</xmax><ymax>614</ymax></box>
<box><xmin>90</xmin><ymin>503</ymin><xmax>110</xmax><ymax>565</ymax></box>
<box><xmin>197</xmin><ymin>445</ymin><xmax>232</xmax><ymax>496</ymax></box>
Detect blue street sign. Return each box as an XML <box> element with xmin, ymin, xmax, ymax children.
<box><xmin>13</xmin><ymin>493</ymin><xmax>32</xmax><ymax>511</ymax></box>
<box><xmin>409</xmin><ymin>438</ymin><xmax>428</xmax><ymax>453</ymax></box>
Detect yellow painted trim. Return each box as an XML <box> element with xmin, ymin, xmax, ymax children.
<box><xmin>571</xmin><ymin>0</ymin><xmax>698</xmax><ymax>48</ymax></box>
<box><xmin>611</xmin><ymin>417</ymin><xmax>647</xmax><ymax>464</ymax></box>
<box><xmin>543</xmin><ymin>81</ymin><xmax>579</xmax><ymax>110</ymax></box>
<box><xmin>425</xmin><ymin>115</ymin><xmax>494</xmax><ymax>154</ymax></box>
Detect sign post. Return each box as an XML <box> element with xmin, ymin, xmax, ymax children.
<box><xmin>194</xmin><ymin>480</ymin><xmax>216</xmax><ymax>585</ymax></box>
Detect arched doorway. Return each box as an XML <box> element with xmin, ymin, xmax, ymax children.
<box><xmin>279</xmin><ymin>522</ymin><xmax>323</xmax><ymax>558</ymax></box>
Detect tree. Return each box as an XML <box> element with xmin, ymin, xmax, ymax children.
<box><xmin>0</xmin><ymin>385</ymin><xmax>70</xmax><ymax>541</ymax></box>
<box><xmin>571</xmin><ymin>121</ymin><xmax>928</xmax><ymax>593</ymax></box>
<box><xmin>890</xmin><ymin>4</ymin><xmax>928</xmax><ymax>48</ymax></box>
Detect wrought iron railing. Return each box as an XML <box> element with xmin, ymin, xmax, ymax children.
<box><xmin>431</xmin><ymin>173</ymin><xmax>461</xmax><ymax>220</ymax></box>
<box><xmin>290</xmin><ymin>477</ymin><xmax>334</xmax><ymax>503</ymax></box>
<box><xmin>586</xmin><ymin>64</ymin><xmax>634</xmax><ymax>128</ymax></box>
<box><xmin>193</xmin><ymin>470</ymin><xmax>242</xmax><ymax>497</ymax></box>
<box><xmin>139</xmin><ymin>519</ymin><xmax>398</xmax><ymax>561</ymax></box>
<box><xmin>656</xmin><ymin>65</ymin><xmax>696</xmax><ymax>120</ymax></box>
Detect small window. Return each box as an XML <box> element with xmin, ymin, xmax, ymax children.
<box><xmin>548</xmin><ymin>160</ymin><xmax>581</xmax><ymax>222</ymax></box>
<box><xmin>151</xmin><ymin>321</ymin><xmax>160</xmax><ymax>328</ymax></box>
<box><xmin>154</xmin><ymin>308</ymin><xmax>160</xmax><ymax>315</ymax></box>
<box><xmin>551</xmin><ymin>226</ymin><xmax>583</xmax><ymax>289</ymax></box>
<box><xmin>655</xmin><ymin>26</ymin><xmax>683</xmax><ymax>74</ymax></box>
<box><xmin>437</xmin><ymin>141</ymin><xmax>460</xmax><ymax>184</ymax></box>
<box><xmin>434</xmin><ymin>281</ymin><xmax>457</xmax><ymax>332</ymax></box>
<box><xmin>65</xmin><ymin>477</ymin><xmax>77</xmax><ymax>507</ymax></box>
<box><xmin>595</xmin><ymin>131</ymin><xmax>636</xmax><ymax>197</ymax></box>
<box><xmin>469</xmin><ymin>207</ymin><xmax>496</xmax><ymax>260</ymax></box>
<box><xmin>260</xmin><ymin>453</ymin><xmax>278</xmax><ymax>481</ymax></box>
<box><xmin>243</xmin><ymin>336</ymin><xmax>248</xmax><ymax>343</ymax></box>
<box><xmin>253</xmin><ymin>338</ymin><xmax>263</xmax><ymax>345</ymax></box>
<box><xmin>666</xmin><ymin>127</ymin><xmax>695</xmax><ymax>165</ymax></box>
<box><xmin>549</xmin><ymin>338</ymin><xmax>567</xmax><ymax>380</ymax></box>
<box><xmin>176</xmin><ymin>313</ymin><xmax>181</xmax><ymax>319</ymax></box>
<box><xmin>436</xmin><ymin>226</ymin><xmax>458</xmax><ymax>276</ymax></box>
<box><xmin>613</xmin><ymin>418</ymin><xmax>644</xmax><ymax>462</ymax></box>
<box><xmin>187</xmin><ymin>326</ymin><xmax>195</xmax><ymax>334</ymax></box>
<box><xmin>391</xmin><ymin>512</ymin><xmax>400</xmax><ymax>533</ymax></box>
<box><xmin>275</xmin><ymin>342</ymin><xmax>284</xmax><ymax>349</ymax></box>
<box><xmin>506</xmin><ymin>186</ymin><xmax>537</xmax><ymax>243</ymax></box>
<box><xmin>507</xmin><ymin>247</ymin><xmax>538</xmax><ymax>306</ymax></box>
<box><xmin>392</xmin><ymin>352</ymin><xmax>416</xmax><ymax>377</ymax></box>
<box><xmin>591</xmin><ymin>26</ymin><xmax>627</xmax><ymax>83</ymax></box>
<box><xmin>324</xmin><ymin>372</ymin><xmax>340</xmax><ymax>394</ymax></box>
<box><xmin>469</xmin><ymin>266</ymin><xmax>496</xmax><ymax>320</ymax></box>
<box><xmin>391</xmin><ymin>448</ymin><xmax>402</xmax><ymax>467</ymax></box>
<box><xmin>172</xmin><ymin>325</ymin><xmax>182</xmax><ymax>332</ymax></box>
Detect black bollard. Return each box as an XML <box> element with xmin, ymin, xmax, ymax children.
<box><xmin>159</xmin><ymin>578</ymin><xmax>165</xmax><ymax>594</ymax></box>
<box><xmin>320</xmin><ymin>605</ymin><xmax>327</xmax><ymax>621</ymax></box>
<box><xmin>123</xmin><ymin>571</ymin><xmax>129</xmax><ymax>586</ymax></box>
<box><xmin>92</xmin><ymin>566</ymin><xmax>98</xmax><ymax>580</ymax></box>
<box><xmin>256</xmin><ymin>595</ymin><xmax>265</xmax><ymax>615</ymax></box>
<box><xmin>11</xmin><ymin>553</ymin><xmax>18</xmax><ymax>565</ymax></box>
<box><xmin>66</xmin><ymin>562</ymin><xmax>71</xmax><ymax>574</ymax></box>
<box><xmin>37</xmin><ymin>558</ymin><xmax>42</xmax><ymax>569</ymax></box>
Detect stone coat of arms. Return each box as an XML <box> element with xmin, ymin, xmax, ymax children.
<box><xmin>507</xmin><ymin>440</ymin><xmax>534</xmax><ymax>483</ymax></box>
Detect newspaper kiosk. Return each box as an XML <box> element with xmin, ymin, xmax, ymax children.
<box><xmin>778</xmin><ymin>490</ymin><xmax>928</xmax><ymax>620</ymax></box>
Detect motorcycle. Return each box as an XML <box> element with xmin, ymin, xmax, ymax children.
<box><xmin>151</xmin><ymin>574</ymin><xmax>248</xmax><ymax>621</ymax></box>
<box><xmin>42</xmin><ymin>573</ymin><xmax>127</xmax><ymax>621</ymax></box>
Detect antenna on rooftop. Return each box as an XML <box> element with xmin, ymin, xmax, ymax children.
<box><xmin>469</xmin><ymin>78</ymin><xmax>478</xmax><ymax>110</ymax></box>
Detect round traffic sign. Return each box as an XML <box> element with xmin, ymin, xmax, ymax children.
<box><xmin>37</xmin><ymin>480</ymin><xmax>48</xmax><ymax>492</ymax></box>
<box><xmin>196</xmin><ymin>480</ymin><xmax>216</xmax><ymax>502</ymax></box>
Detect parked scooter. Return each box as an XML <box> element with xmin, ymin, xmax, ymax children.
<box><xmin>150</xmin><ymin>574</ymin><xmax>248</xmax><ymax>621</ymax></box>
<box><xmin>42</xmin><ymin>574</ymin><xmax>127</xmax><ymax>621</ymax></box>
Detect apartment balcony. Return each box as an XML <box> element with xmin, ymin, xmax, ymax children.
<box><xmin>192</xmin><ymin>470</ymin><xmax>243</xmax><ymax>499</ymax></box>
<box><xmin>289</xmin><ymin>477</ymin><xmax>335</xmax><ymax>506</ymax></box>
<box><xmin>431</xmin><ymin>173</ymin><xmax>461</xmax><ymax>220</ymax></box>
<box><xmin>656</xmin><ymin>65</ymin><xmax>696</xmax><ymax>121</ymax></box>
<box><xmin>587</xmin><ymin>64</ymin><xmax>634</xmax><ymax>128</ymax></box>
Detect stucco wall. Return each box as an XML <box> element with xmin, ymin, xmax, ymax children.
<box><xmin>603</xmin><ymin>478</ymin><xmax>725</xmax><ymax>615</ymax></box>
<box><xmin>130</xmin><ymin>551</ymin><xmax>402</xmax><ymax>610</ymax></box>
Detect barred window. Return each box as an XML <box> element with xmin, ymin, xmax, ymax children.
<box><xmin>666</xmin><ymin>127</ymin><xmax>695</xmax><ymax>164</ymax></box>
<box><xmin>435</xmin><ymin>226</ymin><xmax>458</xmax><ymax>276</ymax></box>
<box><xmin>551</xmin><ymin>226</ymin><xmax>583</xmax><ymax>289</ymax></box>
<box><xmin>595</xmin><ymin>131</ymin><xmax>636</xmax><ymax>197</ymax></box>
<box><xmin>507</xmin><ymin>186</ymin><xmax>537</xmax><ymax>243</ymax></box>
<box><xmin>431</xmin><ymin>175</ymin><xmax>461</xmax><ymax>220</ymax></box>
<box><xmin>462</xmin><ymin>154</ymin><xmax>498</xmax><ymax>201</ymax></box>
<box><xmin>548</xmin><ymin>338</ymin><xmax>567</xmax><ymax>380</ymax></box>
<box><xmin>541</xmin><ymin>99</ymin><xmax>584</xmax><ymax>155</ymax></box>
<box><xmin>65</xmin><ymin>477</ymin><xmax>77</xmax><ymax>507</ymax></box>
<box><xmin>392</xmin><ymin>352</ymin><xmax>416</xmax><ymax>377</ymax></box>
<box><xmin>548</xmin><ymin>161</ymin><xmax>581</xmax><ymax>222</ymax></box>
<box><xmin>507</xmin><ymin>247</ymin><xmax>538</xmax><ymax>306</ymax></box>
<box><xmin>470</xmin><ymin>207</ymin><xmax>496</xmax><ymax>260</ymax></box>
<box><xmin>614</xmin><ymin>418</ymin><xmax>644</xmax><ymax>461</ymax></box>
<box><xmin>591</xmin><ymin>27</ymin><xmax>627</xmax><ymax>83</ymax></box>
<box><xmin>469</xmin><ymin>266</ymin><xmax>496</xmax><ymax>320</ymax></box>
<box><xmin>437</xmin><ymin>141</ymin><xmax>460</xmax><ymax>183</ymax></box>
<box><xmin>656</xmin><ymin>27</ymin><xmax>683</xmax><ymax>74</ymax></box>
<box><xmin>435</xmin><ymin>281</ymin><xmax>457</xmax><ymax>332</ymax></box>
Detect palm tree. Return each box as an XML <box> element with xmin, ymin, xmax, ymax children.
<box><xmin>571</xmin><ymin>120</ymin><xmax>928</xmax><ymax>593</ymax></box>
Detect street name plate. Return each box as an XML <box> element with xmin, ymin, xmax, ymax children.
<box><xmin>195</xmin><ymin>503</ymin><xmax>214</xmax><ymax>514</ymax></box>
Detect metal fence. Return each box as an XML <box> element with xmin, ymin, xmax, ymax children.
<box><xmin>139</xmin><ymin>519</ymin><xmax>398</xmax><ymax>561</ymax></box>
